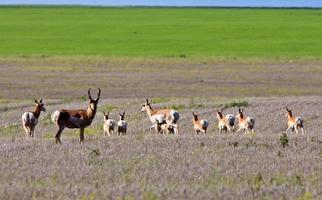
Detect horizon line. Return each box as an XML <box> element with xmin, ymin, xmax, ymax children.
<box><xmin>0</xmin><ymin>4</ymin><xmax>321</xmax><ymax>9</ymax></box>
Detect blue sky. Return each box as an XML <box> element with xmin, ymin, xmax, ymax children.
<box><xmin>1</xmin><ymin>0</ymin><xmax>322</xmax><ymax>7</ymax></box>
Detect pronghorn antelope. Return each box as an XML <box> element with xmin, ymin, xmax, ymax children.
<box><xmin>216</xmin><ymin>109</ymin><xmax>235</xmax><ymax>134</ymax></box>
<box><xmin>141</xmin><ymin>98</ymin><xmax>179</xmax><ymax>134</ymax></box>
<box><xmin>51</xmin><ymin>88</ymin><xmax>100</xmax><ymax>144</ymax></box>
<box><xmin>103</xmin><ymin>111</ymin><xmax>116</xmax><ymax>137</ymax></box>
<box><xmin>150</xmin><ymin>118</ymin><xmax>176</xmax><ymax>135</ymax></box>
<box><xmin>22</xmin><ymin>99</ymin><xmax>46</xmax><ymax>137</ymax></box>
<box><xmin>285</xmin><ymin>107</ymin><xmax>304</xmax><ymax>135</ymax></box>
<box><xmin>236</xmin><ymin>108</ymin><xmax>255</xmax><ymax>134</ymax></box>
<box><xmin>192</xmin><ymin>112</ymin><xmax>209</xmax><ymax>135</ymax></box>
<box><xmin>117</xmin><ymin>112</ymin><xmax>128</xmax><ymax>135</ymax></box>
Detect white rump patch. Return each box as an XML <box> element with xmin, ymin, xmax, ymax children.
<box><xmin>51</xmin><ymin>110</ymin><xmax>60</xmax><ymax>125</ymax></box>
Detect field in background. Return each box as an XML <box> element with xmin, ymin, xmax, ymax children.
<box><xmin>1</xmin><ymin>57</ymin><xmax>322</xmax><ymax>99</ymax></box>
<box><xmin>0</xmin><ymin>6</ymin><xmax>322</xmax><ymax>58</ymax></box>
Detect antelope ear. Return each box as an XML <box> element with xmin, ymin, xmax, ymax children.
<box><xmin>146</xmin><ymin>98</ymin><xmax>151</xmax><ymax>104</ymax></box>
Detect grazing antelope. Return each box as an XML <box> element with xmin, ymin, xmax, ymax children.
<box><xmin>285</xmin><ymin>107</ymin><xmax>304</xmax><ymax>135</ymax></box>
<box><xmin>51</xmin><ymin>88</ymin><xmax>100</xmax><ymax>144</ymax></box>
<box><xmin>216</xmin><ymin>109</ymin><xmax>235</xmax><ymax>134</ymax></box>
<box><xmin>117</xmin><ymin>112</ymin><xmax>128</xmax><ymax>135</ymax></box>
<box><xmin>141</xmin><ymin>98</ymin><xmax>180</xmax><ymax>134</ymax></box>
<box><xmin>192</xmin><ymin>112</ymin><xmax>209</xmax><ymax>135</ymax></box>
<box><xmin>103</xmin><ymin>111</ymin><xmax>116</xmax><ymax>137</ymax></box>
<box><xmin>150</xmin><ymin>118</ymin><xmax>176</xmax><ymax>135</ymax></box>
<box><xmin>21</xmin><ymin>99</ymin><xmax>46</xmax><ymax>137</ymax></box>
<box><xmin>236</xmin><ymin>108</ymin><xmax>255</xmax><ymax>134</ymax></box>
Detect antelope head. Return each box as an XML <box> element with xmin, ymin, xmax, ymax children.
<box><xmin>285</xmin><ymin>107</ymin><xmax>292</xmax><ymax>118</ymax></box>
<box><xmin>216</xmin><ymin>108</ymin><xmax>224</xmax><ymax>119</ymax></box>
<box><xmin>236</xmin><ymin>108</ymin><xmax>244</xmax><ymax>119</ymax></box>
<box><xmin>35</xmin><ymin>99</ymin><xmax>46</xmax><ymax>112</ymax></box>
<box><xmin>88</xmin><ymin>88</ymin><xmax>101</xmax><ymax>112</ymax></box>
<box><xmin>192</xmin><ymin>111</ymin><xmax>198</xmax><ymax>121</ymax></box>
<box><xmin>103</xmin><ymin>111</ymin><xmax>109</xmax><ymax>121</ymax></box>
<box><xmin>119</xmin><ymin>112</ymin><xmax>126</xmax><ymax>120</ymax></box>
<box><xmin>141</xmin><ymin>98</ymin><xmax>152</xmax><ymax>112</ymax></box>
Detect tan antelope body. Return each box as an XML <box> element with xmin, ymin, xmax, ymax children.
<box><xmin>141</xmin><ymin>98</ymin><xmax>179</xmax><ymax>134</ymax></box>
<box><xmin>51</xmin><ymin>88</ymin><xmax>100</xmax><ymax>144</ymax></box>
<box><xmin>103</xmin><ymin>112</ymin><xmax>116</xmax><ymax>136</ymax></box>
<box><xmin>192</xmin><ymin>112</ymin><xmax>209</xmax><ymax>135</ymax></box>
<box><xmin>22</xmin><ymin>99</ymin><xmax>46</xmax><ymax>137</ymax></box>
<box><xmin>216</xmin><ymin>110</ymin><xmax>235</xmax><ymax>134</ymax></box>
<box><xmin>285</xmin><ymin>107</ymin><xmax>304</xmax><ymax>135</ymax></box>
<box><xmin>236</xmin><ymin>108</ymin><xmax>255</xmax><ymax>134</ymax></box>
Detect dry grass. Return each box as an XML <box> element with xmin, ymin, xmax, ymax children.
<box><xmin>0</xmin><ymin>58</ymin><xmax>321</xmax><ymax>199</ymax></box>
<box><xmin>0</xmin><ymin>95</ymin><xmax>321</xmax><ymax>199</ymax></box>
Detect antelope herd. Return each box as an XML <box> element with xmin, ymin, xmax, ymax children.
<box><xmin>21</xmin><ymin>88</ymin><xmax>305</xmax><ymax>144</ymax></box>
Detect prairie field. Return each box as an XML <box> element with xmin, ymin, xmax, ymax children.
<box><xmin>0</xmin><ymin>6</ymin><xmax>321</xmax><ymax>200</ymax></box>
<box><xmin>0</xmin><ymin>7</ymin><xmax>322</xmax><ymax>58</ymax></box>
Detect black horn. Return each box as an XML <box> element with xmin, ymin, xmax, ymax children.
<box><xmin>96</xmin><ymin>88</ymin><xmax>101</xmax><ymax>101</ymax></box>
<box><xmin>88</xmin><ymin>88</ymin><xmax>93</xmax><ymax>101</ymax></box>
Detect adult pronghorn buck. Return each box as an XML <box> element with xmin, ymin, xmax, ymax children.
<box><xmin>236</xmin><ymin>108</ymin><xmax>255</xmax><ymax>134</ymax></box>
<box><xmin>51</xmin><ymin>88</ymin><xmax>101</xmax><ymax>144</ymax></box>
<box><xmin>141</xmin><ymin>98</ymin><xmax>179</xmax><ymax>134</ymax></box>
<box><xmin>285</xmin><ymin>107</ymin><xmax>304</xmax><ymax>135</ymax></box>
<box><xmin>192</xmin><ymin>112</ymin><xmax>209</xmax><ymax>135</ymax></box>
<box><xmin>22</xmin><ymin>99</ymin><xmax>46</xmax><ymax>137</ymax></box>
<box><xmin>216</xmin><ymin>109</ymin><xmax>235</xmax><ymax>134</ymax></box>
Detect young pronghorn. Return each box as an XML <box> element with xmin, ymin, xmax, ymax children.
<box><xmin>236</xmin><ymin>108</ymin><xmax>255</xmax><ymax>134</ymax></box>
<box><xmin>103</xmin><ymin>111</ymin><xmax>116</xmax><ymax>137</ymax></box>
<box><xmin>21</xmin><ymin>99</ymin><xmax>46</xmax><ymax>137</ymax></box>
<box><xmin>51</xmin><ymin>88</ymin><xmax>100</xmax><ymax>144</ymax></box>
<box><xmin>149</xmin><ymin>118</ymin><xmax>176</xmax><ymax>135</ymax></box>
<box><xmin>141</xmin><ymin>98</ymin><xmax>179</xmax><ymax>134</ymax></box>
<box><xmin>192</xmin><ymin>112</ymin><xmax>209</xmax><ymax>135</ymax></box>
<box><xmin>117</xmin><ymin>112</ymin><xmax>128</xmax><ymax>135</ymax></box>
<box><xmin>285</xmin><ymin>107</ymin><xmax>304</xmax><ymax>135</ymax></box>
<box><xmin>216</xmin><ymin>109</ymin><xmax>235</xmax><ymax>134</ymax></box>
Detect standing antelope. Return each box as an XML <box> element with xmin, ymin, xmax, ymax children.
<box><xmin>192</xmin><ymin>112</ymin><xmax>209</xmax><ymax>135</ymax></box>
<box><xmin>141</xmin><ymin>98</ymin><xmax>179</xmax><ymax>134</ymax></box>
<box><xmin>103</xmin><ymin>111</ymin><xmax>116</xmax><ymax>136</ymax></box>
<box><xmin>236</xmin><ymin>108</ymin><xmax>255</xmax><ymax>134</ymax></box>
<box><xmin>117</xmin><ymin>112</ymin><xmax>128</xmax><ymax>135</ymax></box>
<box><xmin>216</xmin><ymin>109</ymin><xmax>235</xmax><ymax>134</ymax></box>
<box><xmin>51</xmin><ymin>88</ymin><xmax>100</xmax><ymax>144</ymax></box>
<box><xmin>22</xmin><ymin>99</ymin><xmax>46</xmax><ymax>137</ymax></box>
<box><xmin>285</xmin><ymin>107</ymin><xmax>304</xmax><ymax>135</ymax></box>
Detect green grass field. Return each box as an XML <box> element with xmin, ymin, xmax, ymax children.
<box><xmin>0</xmin><ymin>6</ymin><xmax>322</xmax><ymax>58</ymax></box>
